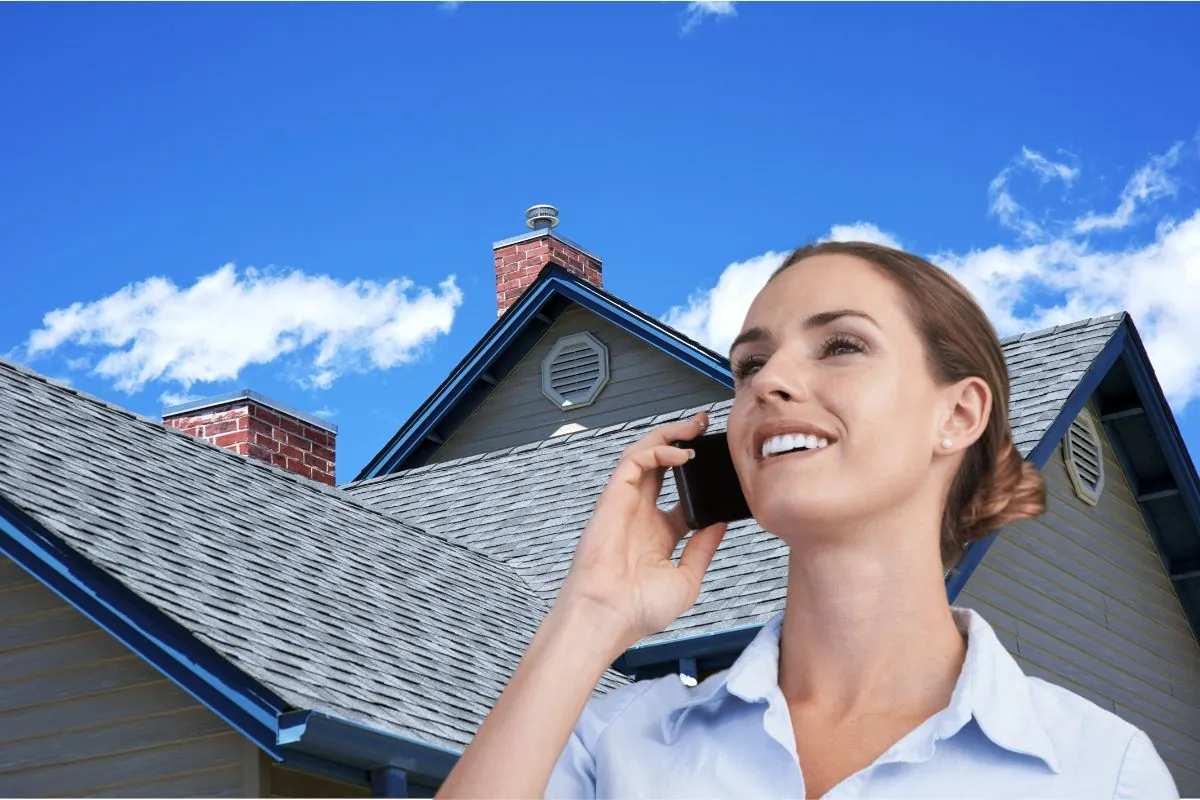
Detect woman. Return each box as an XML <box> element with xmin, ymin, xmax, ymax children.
<box><xmin>437</xmin><ymin>242</ymin><xmax>1179</xmax><ymax>798</ymax></box>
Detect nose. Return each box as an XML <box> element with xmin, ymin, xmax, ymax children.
<box><xmin>752</xmin><ymin>351</ymin><xmax>807</xmax><ymax>405</ymax></box>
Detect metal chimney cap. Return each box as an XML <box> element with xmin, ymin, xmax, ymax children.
<box><xmin>525</xmin><ymin>204</ymin><xmax>560</xmax><ymax>230</ymax></box>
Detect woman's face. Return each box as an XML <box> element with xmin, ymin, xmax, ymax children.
<box><xmin>726</xmin><ymin>253</ymin><xmax>954</xmax><ymax>541</ymax></box>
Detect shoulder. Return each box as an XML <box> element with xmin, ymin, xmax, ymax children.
<box><xmin>576</xmin><ymin>673</ymin><xmax>692</xmax><ymax>739</ymax></box>
<box><xmin>1024</xmin><ymin>678</ymin><xmax>1178</xmax><ymax>796</ymax></box>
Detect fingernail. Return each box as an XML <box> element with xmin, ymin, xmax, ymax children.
<box><xmin>688</xmin><ymin>449</ymin><xmax>696</xmax><ymax>459</ymax></box>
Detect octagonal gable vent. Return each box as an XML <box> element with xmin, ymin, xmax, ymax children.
<box><xmin>1063</xmin><ymin>408</ymin><xmax>1105</xmax><ymax>506</ymax></box>
<box><xmin>542</xmin><ymin>332</ymin><xmax>610</xmax><ymax>410</ymax></box>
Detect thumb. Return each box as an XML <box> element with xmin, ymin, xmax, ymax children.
<box><xmin>678</xmin><ymin>522</ymin><xmax>727</xmax><ymax>586</ymax></box>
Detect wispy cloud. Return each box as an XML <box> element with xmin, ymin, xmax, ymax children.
<box><xmin>988</xmin><ymin>147</ymin><xmax>1079</xmax><ymax>240</ymax></box>
<box><xmin>681</xmin><ymin>0</ymin><xmax>736</xmax><ymax>35</ymax></box>
<box><xmin>1074</xmin><ymin>141</ymin><xmax>1185</xmax><ymax>233</ymax></box>
<box><xmin>661</xmin><ymin>139</ymin><xmax>1200</xmax><ymax>410</ymax></box>
<box><xmin>313</xmin><ymin>407</ymin><xmax>337</xmax><ymax>420</ymax></box>
<box><xmin>159</xmin><ymin>390</ymin><xmax>201</xmax><ymax>407</ymax></box>
<box><xmin>439</xmin><ymin>1</ymin><xmax>461</xmax><ymax>11</ymax></box>
<box><xmin>26</xmin><ymin>264</ymin><xmax>463</xmax><ymax>395</ymax></box>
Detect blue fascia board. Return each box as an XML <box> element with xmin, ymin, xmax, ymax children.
<box><xmin>0</xmin><ymin>494</ymin><xmax>290</xmax><ymax>758</ymax></box>
<box><xmin>612</xmin><ymin>622</ymin><xmax>763</xmax><ymax>674</ymax></box>
<box><xmin>945</xmin><ymin>322</ymin><xmax>1129</xmax><ymax>601</ymax></box>
<box><xmin>357</xmin><ymin>265</ymin><xmax>733</xmax><ymax>480</ymax></box>
<box><xmin>279</xmin><ymin>710</ymin><xmax>462</xmax><ymax>781</ymax></box>
<box><xmin>1121</xmin><ymin>321</ymin><xmax>1200</xmax><ymax>539</ymax></box>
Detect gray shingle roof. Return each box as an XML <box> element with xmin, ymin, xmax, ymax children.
<box><xmin>346</xmin><ymin>313</ymin><xmax>1126</xmax><ymax>648</ymax></box>
<box><xmin>0</xmin><ymin>359</ymin><xmax>626</xmax><ymax>752</ymax></box>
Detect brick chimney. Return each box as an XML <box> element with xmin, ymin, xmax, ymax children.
<box><xmin>493</xmin><ymin>204</ymin><xmax>603</xmax><ymax>317</ymax></box>
<box><xmin>162</xmin><ymin>390</ymin><xmax>337</xmax><ymax>486</ymax></box>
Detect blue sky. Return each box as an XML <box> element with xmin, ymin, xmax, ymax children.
<box><xmin>2</xmin><ymin>2</ymin><xmax>1199</xmax><ymax>483</ymax></box>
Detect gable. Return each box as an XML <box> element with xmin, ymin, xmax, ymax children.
<box><xmin>430</xmin><ymin>304</ymin><xmax>731</xmax><ymax>462</ymax></box>
<box><xmin>959</xmin><ymin>405</ymin><xmax>1200</xmax><ymax>791</ymax></box>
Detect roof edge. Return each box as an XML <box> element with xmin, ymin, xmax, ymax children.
<box><xmin>0</xmin><ymin>492</ymin><xmax>291</xmax><ymax>757</ymax></box>
<box><xmin>279</xmin><ymin>709</ymin><xmax>462</xmax><ymax>781</ymax></box>
<box><xmin>354</xmin><ymin>263</ymin><xmax>732</xmax><ymax>481</ymax></box>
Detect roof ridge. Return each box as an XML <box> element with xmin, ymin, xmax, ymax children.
<box><xmin>0</xmin><ymin>358</ymin><xmax>514</xmax><ymax>577</ymax></box>
<box><xmin>998</xmin><ymin>311</ymin><xmax>1126</xmax><ymax>345</ymax></box>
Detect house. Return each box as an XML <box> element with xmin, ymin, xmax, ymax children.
<box><xmin>2</xmin><ymin>206</ymin><xmax>1199</xmax><ymax>796</ymax></box>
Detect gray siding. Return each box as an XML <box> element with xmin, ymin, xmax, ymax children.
<box><xmin>960</xmin><ymin>417</ymin><xmax>1200</xmax><ymax>793</ymax></box>
<box><xmin>0</xmin><ymin>555</ymin><xmax>251</xmax><ymax>797</ymax></box>
<box><xmin>266</xmin><ymin>762</ymin><xmax>369</xmax><ymax>797</ymax></box>
<box><xmin>432</xmin><ymin>305</ymin><xmax>730</xmax><ymax>462</ymax></box>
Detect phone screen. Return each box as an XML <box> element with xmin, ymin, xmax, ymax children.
<box><xmin>671</xmin><ymin>431</ymin><xmax>752</xmax><ymax>531</ymax></box>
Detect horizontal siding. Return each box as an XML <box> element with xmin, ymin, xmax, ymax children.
<box><xmin>268</xmin><ymin>763</ymin><xmax>370</xmax><ymax>797</ymax></box>
<box><xmin>959</xmin><ymin>417</ymin><xmax>1200</xmax><ymax>794</ymax></box>
<box><xmin>432</xmin><ymin>305</ymin><xmax>730</xmax><ymax>462</ymax></box>
<box><xmin>0</xmin><ymin>555</ymin><xmax>247</xmax><ymax>797</ymax></box>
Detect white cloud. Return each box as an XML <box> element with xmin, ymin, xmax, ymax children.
<box><xmin>988</xmin><ymin>147</ymin><xmax>1079</xmax><ymax>240</ymax></box>
<box><xmin>822</xmin><ymin>222</ymin><xmax>904</xmax><ymax>250</ymax></box>
<box><xmin>1074</xmin><ymin>141</ymin><xmax>1184</xmax><ymax>233</ymax></box>
<box><xmin>65</xmin><ymin>356</ymin><xmax>91</xmax><ymax>371</ymax></box>
<box><xmin>313</xmin><ymin>407</ymin><xmax>337</xmax><ymax>419</ymax></box>
<box><xmin>27</xmin><ymin>264</ymin><xmax>463</xmax><ymax>395</ymax></box>
<box><xmin>681</xmin><ymin>0</ymin><xmax>736</xmax><ymax>35</ymax></box>
<box><xmin>159</xmin><ymin>390</ymin><xmax>201</xmax><ymax>408</ymax></box>
<box><xmin>660</xmin><ymin>142</ymin><xmax>1200</xmax><ymax>410</ymax></box>
<box><xmin>439</xmin><ymin>1</ymin><xmax>460</xmax><ymax>11</ymax></box>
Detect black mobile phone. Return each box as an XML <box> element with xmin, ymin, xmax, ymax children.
<box><xmin>671</xmin><ymin>431</ymin><xmax>752</xmax><ymax>531</ymax></box>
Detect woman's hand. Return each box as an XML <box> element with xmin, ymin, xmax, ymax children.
<box><xmin>555</xmin><ymin>411</ymin><xmax>729</xmax><ymax>649</ymax></box>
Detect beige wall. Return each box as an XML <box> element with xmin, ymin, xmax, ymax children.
<box><xmin>960</xmin><ymin>413</ymin><xmax>1200</xmax><ymax>793</ymax></box>
<box><xmin>0</xmin><ymin>555</ymin><xmax>256</xmax><ymax>797</ymax></box>
<box><xmin>431</xmin><ymin>305</ymin><xmax>731</xmax><ymax>462</ymax></box>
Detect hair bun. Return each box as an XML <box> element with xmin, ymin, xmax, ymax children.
<box><xmin>958</xmin><ymin>443</ymin><xmax>1046</xmax><ymax>549</ymax></box>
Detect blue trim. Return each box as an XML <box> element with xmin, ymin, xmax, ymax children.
<box><xmin>279</xmin><ymin>710</ymin><xmax>461</xmax><ymax>781</ymax></box>
<box><xmin>612</xmin><ymin>622</ymin><xmax>762</xmax><ymax>674</ymax></box>
<box><xmin>1121</xmin><ymin>322</ymin><xmax>1200</xmax><ymax>539</ymax></box>
<box><xmin>0</xmin><ymin>494</ymin><xmax>290</xmax><ymax>757</ymax></box>
<box><xmin>371</xmin><ymin>766</ymin><xmax>409</xmax><ymax>798</ymax></box>
<box><xmin>356</xmin><ymin>264</ymin><xmax>732</xmax><ymax>480</ymax></box>
<box><xmin>945</xmin><ymin>324</ymin><xmax>1129</xmax><ymax>602</ymax></box>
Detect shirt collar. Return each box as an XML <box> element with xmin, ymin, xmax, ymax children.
<box><xmin>659</xmin><ymin>607</ymin><xmax>1060</xmax><ymax>773</ymax></box>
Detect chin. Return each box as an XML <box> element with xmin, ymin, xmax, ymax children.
<box><xmin>749</xmin><ymin>497</ymin><xmax>845</xmax><ymax>540</ymax></box>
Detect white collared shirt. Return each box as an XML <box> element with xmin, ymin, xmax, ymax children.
<box><xmin>546</xmin><ymin>608</ymin><xmax>1179</xmax><ymax>798</ymax></box>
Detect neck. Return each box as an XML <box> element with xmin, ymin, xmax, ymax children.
<box><xmin>776</xmin><ymin>523</ymin><xmax>965</xmax><ymax>720</ymax></box>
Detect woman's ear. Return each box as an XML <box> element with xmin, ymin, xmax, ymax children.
<box><xmin>936</xmin><ymin>376</ymin><xmax>991</xmax><ymax>452</ymax></box>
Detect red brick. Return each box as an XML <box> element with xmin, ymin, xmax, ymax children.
<box><xmin>312</xmin><ymin>443</ymin><xmax>335</xmax><ymax>462</ymax></box>
<box><xmin>233</xmin><ymin>442</ymin><xmax>250</xmax><ymax>456</ymax></box>
<box><xmin>247</xmin><ymin>443</ymin><xmax>274</xmax><ymax>462</ymax></box>
<box><xmin>213</xmin><ymin>431</ymin><xmax>250</xmax><ymax>448</ymax></box>
<box><xmin>314</xmin><ymin>472</ymin><xmax>335</xmax><ymax>487</ymax></box>
<box><xmin>205</xmin><ymin>420</ymin><xmax>239</xmax><ymax>436</ymax></box>
<box><xmin>271</xmin><ymin>452</ymin><xmax>288</xmax><ymax>468</ymax></box>
<box><xmin>304</xmin><ymin>427</ymin><xmax>330</xmax><ymax>448</ymax></box>
<box><xmin>286</xmin><ymin>432</ymin><xmax>312</xmax><ymax>452</ymax></box>
<box><xmin>253</xmin><ymin>406</ymin><xmax>282</xmax><ymax>427</ymax></box>
<box><xmin>254</xmin><ymin>433</ymin><xmax>280</xmax><ymax>450</ymax></box>
<box><xmin>278</xmin><ymin>416</ymin><xmax>303</xmax><ymax>436</ymax></box>
<box><xmin>279</xmin><ymin>443</ymin><xmax>304</xmax><ymax>461</ymax></box>
<box><xmin>303</xmin><ymin>451</ymin><xmax>328</xmax><ymax>470</ymax></box>
<box><xmin>246</xmin><ymin>418</ymin><xmax>272</xmax><ymax>436</ymax></box>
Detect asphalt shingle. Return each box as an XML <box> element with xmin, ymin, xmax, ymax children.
<box><xmin>0</xmin><ymin>359</ymin><xmax>627</xmax><ymax>752</ymax></box>
<box><xmin>346</xmin><ymin>313</ymin><xmax>1126</xmax><ymax>648</ymax></box>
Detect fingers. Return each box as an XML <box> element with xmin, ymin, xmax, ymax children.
<box><xmin>678</xmin><ymin>522</ymin><xmax>728</xmax><ymax>586</ymax></box>
<box><xmin>633</xmin><ymin>411</ymin><xmax>710</xmax><ymax>452</ymax></box>
<box><xmin>612</xmin><ymin>444</ymin><xmax>694</xmax><ymax>491</ymax></box>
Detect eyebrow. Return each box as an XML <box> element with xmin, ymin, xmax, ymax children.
<box><xmin>727</xmin><ymin>309</ymin><xmax>880</xmax><ymax>357</ymax></box>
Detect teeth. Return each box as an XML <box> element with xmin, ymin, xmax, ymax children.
<box><xmin>761</xmin><ymin>433</ymin><xmax>832</xmax><ymax>458</ymax></box>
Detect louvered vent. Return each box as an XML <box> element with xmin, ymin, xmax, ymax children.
<box><xmin>541</xmin><ymin>332</ymin><xmax>610</xmax><ymax>410</ymax></box>
<box><xmin>1062</xmin><ymin>408</ymin><xmax>1105</xmax><ymax>505</ymax></box>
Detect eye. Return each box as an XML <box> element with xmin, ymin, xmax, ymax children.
<box><xmin>820</xmin><ymin>333</ymin><xmax>866</xmax><ymax>358</ymax></box>
<box><xmin>732</xmin><ymin>353</ymin><xmax>766</xmax><ymax>384</ymax></box>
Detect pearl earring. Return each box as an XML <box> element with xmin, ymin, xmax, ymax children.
<box><xmin>942</xmin><ymin>439</ymin><xmax>953</xmax><ymax>449</ymax></box>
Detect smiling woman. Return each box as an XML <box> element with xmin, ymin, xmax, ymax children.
<box><xmin>435</xmin><ymin>242</ymin><xmax>1179</xmax><ymax>799</ymax></box>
